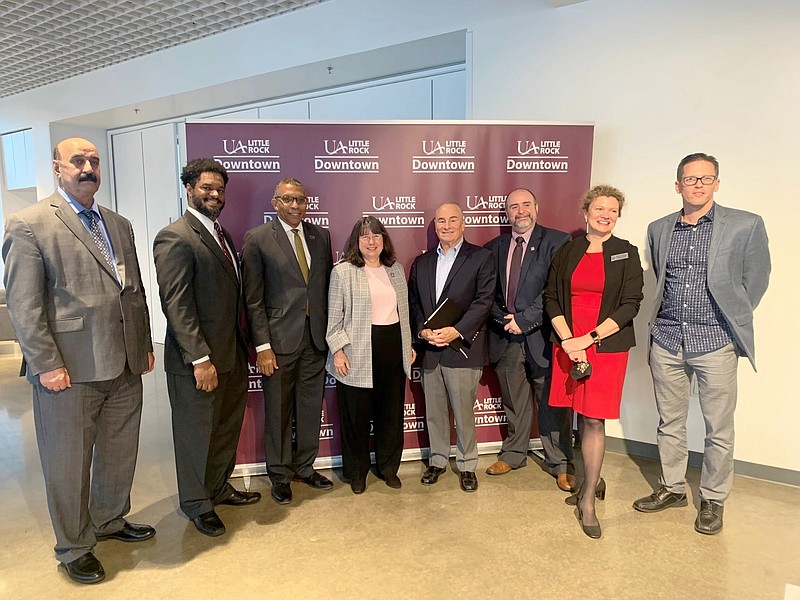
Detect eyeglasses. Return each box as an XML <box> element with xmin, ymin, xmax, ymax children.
<box><xmin>681</xmin><ymin>175</ymin><xmax>717</xmax><ymax>186</ymax></box>
<box><xmin>359</xmin><ymin>234</ymin><xmax>382</xmax><ymax>242</ymax></box>
<box><xmin>274</xmin><ymin>194</ymin><xmax>308</xmax><ymax>206</ymax></box>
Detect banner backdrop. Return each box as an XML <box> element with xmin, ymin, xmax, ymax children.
<box><xmin>185</xmin><ymin>121</ymin><xmax>593</xmax><ymax>472</ymax></box>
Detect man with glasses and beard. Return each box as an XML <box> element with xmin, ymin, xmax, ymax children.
<box><xmin>241</xmin><ymin>178</ymin><xmax>334</xmax><ymax>505</ymax></box>
<box><xmin>154</xmin><ymin>158</ymin><xmax>260</xmax><ymax>539</ymax></box>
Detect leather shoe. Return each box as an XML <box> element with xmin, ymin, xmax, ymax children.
<box><xmin>694</xmin><ymin>500</ymin><xmax>724</xmax><ymax>535</ymax></box>
<box><xmin>383</xmin><ymin>473</ymin><xmax>402</xmax><ymax>489</ymax></box>
<box><xmin>271</xmin><ymin>482</ymin><xmax>293</xmax><ymax>505</ymax></box>
<box><xmin>633</xmin><ymin>486</ymin><xmax>688</xmax><ymax>513</ymax></box>
<box><xmin>192</xmin><ymin>511</ymin><xmax>225</xmax><ymax>537</ymax></box>
<box><xmin>557</xmin><ymin>472</ymin><xmax>578</xmax><ymax>492</ymax></box>
<box><xmin>420</xmin><ymin>466</ymin><xmax>446</xmax><ymax>485</ymax></box>
<box><xmin>218</xmin><ymin>489</ymin><xmax>261</xmax><ymax>506</ymax></box>
<box><xmin>61</xmin><ymin>552</ymin><xmax>105</xmax><ymax>584</ymax></box>
<box><xmin>96</xmin><ymin>521</ymin><xmax>156</xmax><ymax>543</ymax></box>
<box><xmin>350</xmin><ymin>479</ymin><xmax>366</xmax><ymax>494</ymax></box>
<box><xmin>459</xmin><ymin>471</ymin><xmax>478</xmax><ymax>492</ymax></box>
<box><xmin>295</xmin><ymin>471</ymin><xmax>334</xmax><ymax>489</ymax></box>
<box><xmin>485</xmin><ymin>460</ymin><xmax>512</xmax><ymax>476</ymax></box>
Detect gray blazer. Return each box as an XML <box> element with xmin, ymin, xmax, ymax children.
<box><xmin>325</xmin><ymin>261</ymin><xmax>413</xmax><ymax>388</ymax></box>
<box><xmin>648</xmin><ymin>203</ymin><xmax>770</xmax><ymax>370</ymax></box>
<box><xmin>2</xmin><ymin>193</ymin><xmax>153</xmax><ymax>382</ymax></box>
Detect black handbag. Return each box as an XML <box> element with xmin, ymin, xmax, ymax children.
<box><xmin>570</xmin><ymin>360</ymin><xmax>592</xmax><ymax>380</ymax></box>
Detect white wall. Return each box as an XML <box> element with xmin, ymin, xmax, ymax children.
<box><xmin>0</xmin><ymin>0</ymin><xmax>796</xmax><ymax>472</ymax></box>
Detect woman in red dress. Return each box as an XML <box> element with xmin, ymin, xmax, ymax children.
<box><xmin>544</xmin><ymin>185</ymin><xmax>643</xmax><ymax>538</ymax></box>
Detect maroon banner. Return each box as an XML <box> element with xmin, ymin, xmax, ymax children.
<box><xmin>185</xmin><ymin>121</ymin><xmax>593</xmax><ymax>469</ymax></box>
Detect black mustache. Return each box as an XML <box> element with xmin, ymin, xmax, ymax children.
<box><xmin>79</xmin><ymin>173</ymin><xmax>98</xmax><ymax>182</ymax></box>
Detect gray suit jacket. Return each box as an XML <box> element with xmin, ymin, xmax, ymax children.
<box><xmin>648</xmin><ymin>203</ymin><xmax>770</xmax><ymax>370</ymax></box>
<box><xmin>325</xmin><ymin>261</ymin><xmax>413</xmax><ymax>387</ymax></box>
<box><xmin>2</xmin><ymin>192</ymin><xmax>153</xmax><ymax>382</ymax></box>
<box><xmin>241</xmin><ymin>218</ymin><xmax>333</xmax><ymax>355</ymax></box>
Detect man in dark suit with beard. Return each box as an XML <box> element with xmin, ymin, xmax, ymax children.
<box><xmin>241</xmin><ymin>178</ymin><xmax>334</xmax><ymax>505</ymax></box>
<box><xmin>483</xmin><ymin>188</ymin><xmax>576</xmax><ymax>491</ymax></box>
<box><xmin>408</xmin><ymin>202</ymin><xmax>496</xmax><ymax>493</ymax></box>
<box><xmin>154</xmin><ymin>158</ymin><xmax>260</xmax><ymax>539</ymax></box>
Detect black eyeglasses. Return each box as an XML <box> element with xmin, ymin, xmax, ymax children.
<box><xmin>681</xmin><ymin>175</ymin><xmax>717</xmax><ymax>186</ymax></box>
<box><xmin>274</xmin><ymin>194</ymin><xmax>308</xmax><ymax>206</ymax></box>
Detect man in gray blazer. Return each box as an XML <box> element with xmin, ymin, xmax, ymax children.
<box><xmin>2</xmin><ymin>138</ymin><xmax>155</xmax><ymax>584</ymax></box>
<box><xmin>633</xmin><ymin>153</ymin><xmax>771</xmax><ymax>535</ymax></box>
<box><xmin>483</xmin><ymin>189</ymin><xmax>575</xmax><ymax>491</ymax></box>
<box><xmin>241</xmin><ymin>177</ymin><xmax>334</xmax><ymax>505</ymax></box>
<box><xmin>154</xmin><ymin>158</ymin><xmax>260</xmax><ymax>539</ymax></box>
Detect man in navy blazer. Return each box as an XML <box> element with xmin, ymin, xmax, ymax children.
<box><xmin>483</xmin><ymin>189</ymin><xmax>575</xmax><ymax>491</ymax></box>
<box><xmin>409</xmin><ymin>202</ymin><xmax>496</xmax><ymax>492</ymax></box>
<box><xmin>633</xmin><ymin>153</ymin><xmax>771</xmax><ymax>535</ymax></box>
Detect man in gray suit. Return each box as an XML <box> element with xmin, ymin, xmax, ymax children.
<box><xmin>154</xmin><ymin>158</ymin><xmax>260</xmax><ymax>539</ymax></box>
<box><xmin>633</xmin><ymin>153</ymin><xmax>771</xmax><ymax>535</ymax></box>
<box><xmin>2</xmin><ymin>137</ymin><xmax>155</xmax><ymax>584</ymax></box>
<box><xmin>483</xmin><ymin>189</ymin><xmax>575</xmax><ymax>491</ymax></box>
<box><xmin>241</xmin><ymin>177</ymin><xmax>334</xmax><ymax>505</ymax></box>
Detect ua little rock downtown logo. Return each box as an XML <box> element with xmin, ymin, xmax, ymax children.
<box><xmin>214</xmin><ymin>138</ymin><xmax>281</xmax><ymax>173</ymax></box>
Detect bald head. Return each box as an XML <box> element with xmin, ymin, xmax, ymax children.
<box><xmin>53</xmin><ymin>138</ymin><xmax>101</xmax><ymax>208</ymax></box>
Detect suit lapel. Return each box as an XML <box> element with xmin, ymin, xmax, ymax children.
<box><xmin>272</xmin><ymin>219</ymin><xmax>306</xmax><ymax>284</ymax></box>
<box><xmin>657</xmin><ymin>214</ymin><xmax>678</xmax><ymax>275</ymax></box>
<box><xmin>517</xmin><ymin>225</ymin><xmax>542</xmax><ymax>289</ymax></box>
<box><xmin>304</xmin><ymin>222</ymin><xmax>321</xmax><ymax>279</ymax></box>
<box><xmin>100</xmin><ymin>207</ymin><xmax>127</xmax><ymax>285</ymax></box>
<box><xmin>707</xmin><ymin>204</ymin><xmax>726</xmax><ymax>271</ymax></box>
<box><xmin>440</xmin><ymin>242</ymin><xmax>470</xmax><ymax>299</ymax></box>
<box><xmin>53</xmin><ymin>196</ymin><xmax>119</xmax><ymax>285</ymax></box>
<box><xmin>497</xmin><ymin>233</ymin><xmax>511</xmax><ymax>299</ymax></box>
<box><xmin>425</xmin><ymin>250</ymin><xmax>438</xmax><ymax>309</ymax></box>
<box><xmin>185</xmin><ymin>212</ymin><xmax>238</xmax><ymax>286</ymax></box>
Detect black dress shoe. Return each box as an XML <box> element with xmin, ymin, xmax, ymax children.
<box><xmin>295</xmin><ymin>471</ymin><xmax>334</xmax><ymax>489</ymax></box>
<box><xmin>459</xmin><ymin>471</ymin><xmax>478</xmax><ymax>492</ymax></box>
<box><xmin>350</xmin><ymin>479</ymin><xmax>366</xmax><ymax>494</ymax></box>
<box><xmin>219</xmin><ymin>489</ymin><xmax>262</xmax><ymax>506</ymax></box>
<box><xmin>271</xmin><ymin>482</ymin><xmax>293</xmax><ymax>505</ymax></box>
<box><xmin>61</xmin><ymin>552</ymin><xmax>105</xmax><ymax>584</ymax></box>
<box><xmin>633</xmin><ymin>486</ymin><xmax>688</xmax><ymax>513</ymax></box>
<box><xmin>383</xmin><ymin>474</ymin><xmax>402</xmax><ymax>489</ymax></box>
<box><xmin>192</xmin><ymin>511</ymin><xmax>225</xmax><ymax>537</ymax></box>
<box><xmin>420</xmin><ymin>466</ymin><xmax>445</xmax><ymax>485</ymax></box>
<box><xmin>694</xmin><ymin>500</ymin><xmax>724</xmax><ymax>535</ymax></box>
<box><xmin>96</xmin><ymin>521</ymin><xmax>156</xmax><ymax>543</ymax></box>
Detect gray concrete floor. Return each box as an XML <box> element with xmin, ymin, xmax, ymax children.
<box><xmin>1</xmin><ymin>347</ymin><xmax>799</xmax><ymax>600</ymax></box>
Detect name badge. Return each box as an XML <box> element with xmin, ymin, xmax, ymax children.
<box><xmin>610</xmin><ymin>252</ymin><xmax>628</xmax><ymax>262</ymax></box>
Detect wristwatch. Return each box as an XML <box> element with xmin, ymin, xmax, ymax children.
<box><xmin>589</xmin><ymin>330</ymin><xmax>601</xmax><ymax>346</ymax></box>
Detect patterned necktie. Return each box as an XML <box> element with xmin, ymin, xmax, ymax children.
<box><xmin>213</xmin><ymin>221</ymin><xmax>235</xmax><ymax>269</ymax></box>
<box><xmin>82</xmin><ymin>209</ymin><xmax>114</xmax><ymax>270</ymax></box>
<box><xmin>291</xmin><ymin>228</ymin><xmax>310</xmax><ymax>283</ymax></box>
<box><xmin>506</xmin><ymin>235</ymin><xmax>525</xmax><ymax>312</ymax></box>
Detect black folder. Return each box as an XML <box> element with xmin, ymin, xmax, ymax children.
<box><xmin>424</xmin><ymin>298</ymin><xmax>468</xmax><ymax>358</ymax></box>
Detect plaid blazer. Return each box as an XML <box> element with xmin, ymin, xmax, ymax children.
<box><xmin>325</xmin><ymin>261</ymin><xmax>413</xmax><ymax>388</ymax></box>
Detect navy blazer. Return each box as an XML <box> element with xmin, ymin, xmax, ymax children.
<box><xmin>408</xmin><ymin>240</ymin><xmax>496</xmax><ymax>369</ymax></box>
<box><xmin>544</xmin><ymin>235</ymin><xmax>644</xmax><ymax>353</ymax></box>
<box><xmin>484</xmin><ymin>224</ymin><xmax>570</xmax><ymax>369</ymax></box>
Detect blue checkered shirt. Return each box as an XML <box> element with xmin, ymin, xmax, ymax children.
<box><xmin>652</xmin><ymin>206</ymin><xmax>735</xmax><ymax>353</ymax></box>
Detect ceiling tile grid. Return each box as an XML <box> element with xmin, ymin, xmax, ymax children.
<box><xmin>0</xmin><ymin>0</ymin><xmax>328</xmax><ymax>99</ymax></box>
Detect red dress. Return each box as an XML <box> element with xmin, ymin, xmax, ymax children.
<box><xmin>548</xmin><ymin>252</ymin><xmax>629</xmax><ymax>419</ymax></box>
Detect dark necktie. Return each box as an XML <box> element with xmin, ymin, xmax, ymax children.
<box><xmin>213</xmin><ymin>221</ymin><xmax>235</xmax><ymax>269</ymax></box>
<box><xmin>506</xmin><ymin>235</ymin><xmax>524</xmax><ymax>312</ymax></box>
<box><xmin>291</xmin><ymin>228</ymin><xmax>310</xmax><ymax>283</ymax></box>
<box><xmin>82</xmin><ymin>209</ymin><xmax>114</xmax><ymax>270</ymax></box>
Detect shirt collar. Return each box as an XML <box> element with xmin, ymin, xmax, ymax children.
<box><xmin>437</xmin><ymin>237</ymin><xmax>464</xmax><ymax>258</ymax></box>
<box><xmin>187</xmin><ymin>205</ymin><xmax>217</xmax><ymax>232</ymax></box>
<box><xmin>512</xmin><ymin>226</ymin><xmax>534</xmax><ymax>245</ymax></box>
<box><xmin>58</xmin><ymin>187</ymin><xmax>98</xmax><ymax>216</ymax></box>
<box><xmin>680</xmin><ymin>204</ymin><xmax>715</xmax><ymax>226</ymax></box>
<box><xmin>277</xmin><ymin>216</ymin><xmax>304</xmax><ymax>235</ymax></box>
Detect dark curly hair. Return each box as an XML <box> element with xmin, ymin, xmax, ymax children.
<box><xmin>181</xmin><ymin>158</ymin><xmax>229</xmax><ymax>187</ymax></box>
<box><xmin>341</xmin><ymin>216</ymin><xmax>396</xmax><ymax>267</ymax></box>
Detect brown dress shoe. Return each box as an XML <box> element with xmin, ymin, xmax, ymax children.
<box><xmin>485</xmin><ymin>460</ymin><xmax>513</xmax><ymax>476</ymax></box>
<box><xmin>557</xmin><ymin>473</ymin><xmax>578</xmax><ymax>492</ymax></box>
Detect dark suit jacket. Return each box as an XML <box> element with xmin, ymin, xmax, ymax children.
<box><xmin>2</xmin><ymin>193</ymin><xmax>153</xmax><ymax>382</ymax></box>
<box><xmin>408</xmin><ymin>240</ymin><xmax>496</xmax><ymax>369</ymax></box>
<box><xmin>543</xmin><ymin>235</ymin><xmax>643</xmax><ymax>353</ymax></box>
<box><xmin>648</xmin><ymin>203</ymin><xmax>770</xmax><ymax>370</ymax></box>
<box><xmin>153</xmin><ymin>211</ymin><xmax>247</xmax><ymax>375</ymax></box>
<box><xmin>484</xmin><ymin>224</ymin><xmax>570</xmax><ymax>368</ymax></box>
<box><xmin>241</xmin><ymin>218</ymin><xmax>332</xmax><ymax>354</ymax></box>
